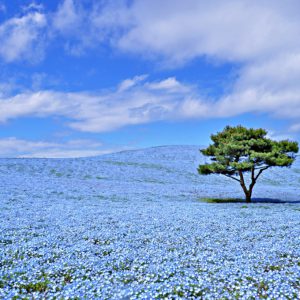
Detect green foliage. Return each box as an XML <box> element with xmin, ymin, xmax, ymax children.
<box><xmin>199</xmin><ymin>125</ymin><xmax>298</xmax><ymax>175</ymax></box>
<box><xmin>199</xmin><ymin>198</ymin><xmax>243</xmax><ymax>203</ymax></box>
<box><xmin>18</xmin><ymin>280</ymin><xmax>49</xmax><ymax>293</ymax></box>
<box><xmin>198</xmin><ymin>125</ymin><xmax>298</xmax><ymax>202</ymax></box>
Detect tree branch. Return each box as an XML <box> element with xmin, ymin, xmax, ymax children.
<box><xmin>251</xmin><ymin>167</ymin><xmax>255</xmax><ymax>182</ymax></box>
<box><xmin>254</xmin><ymin>165</ymin><xmax>269</xmax><ymax>170</ymax></box>
<box><xmin>254</xmin><ymin>166</ymin><xmax>269</xmax><ymax>181</ymax></box>
<box><xmin>223</xmin><ymin>174</ymin><xmax>241</xmax><ymax>183</ymax></box>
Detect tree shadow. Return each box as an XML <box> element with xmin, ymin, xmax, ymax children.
<box><xmin>198</xmin><ymin>197</ymin><xmax>300</xmax><ymax>204</ymax></box>
<box><xmin>252</xmin><ymin>198</ymin><xmax>300</xmax><ymax>204</ymax></box>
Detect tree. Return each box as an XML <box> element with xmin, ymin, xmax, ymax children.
<box><xmin>198</xmin><ymin>125</ymin><xmax>299</xmax><ymax>202</ymax></box>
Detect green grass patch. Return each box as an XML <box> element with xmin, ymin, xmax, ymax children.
<box><xmin>198</xmin><ymin>198</ymin><xmax>244</xmax><ymax>203</ymax></box>
<box><xmin>18</xmin><ymin>280</ymin><xmax>49</xmax><ymax>293</ymax></box>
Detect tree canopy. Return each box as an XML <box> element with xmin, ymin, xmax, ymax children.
<box><xmin>198</xmin><ymin>125</ymin><xmax>299</xmax><ymax>202</ymax></box>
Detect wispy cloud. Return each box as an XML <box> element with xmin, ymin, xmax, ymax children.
<box><xmin>51</xmin><ymin>0</ymin><xmax>112</xmax><ymax>56</ymax></box>
<box><xmin>52</xmin><ymin>0</ymin><xmax>82</xmax><ymax>35</ymax></box>
<box><xmin>118</xmin><ymin>75</ymin><xmax>148</xmax><ymax>92</ymax></box>
<box><xmin>22</xmin><ymin>2</ymin><xmax>44</xmax><ymax>13</ymax></box>
<box><xmin>0</xmin><ymin>11</ymin><xmax>47</xmax><ymax>62</ymax></box>
<box><xmin>0</xmin><ymin>137</ymin><xmax>127</xmax><ymax>158</ymax></box>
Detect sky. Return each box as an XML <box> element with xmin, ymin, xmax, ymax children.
<box><xmin>0</xmin><ymin>0</ymin><xmax>300</xmax><ymax>157</ymax></box>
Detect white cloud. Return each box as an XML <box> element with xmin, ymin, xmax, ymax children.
<box><xmin>146</xmin><ymin>77</ymin><xmax>189</xmax><ymax>93</ymax></box>
<box><xmin>44</xmin><ymin>0</ymin><xmax>296</xmax><ymax>133</ymax></box>
<box><xmin>104</xmin><ymin>0</ymin><xmax>300</xmax><ymax>132</ymax></box>
<box><xmin>0</xmin><ymin>77</ymin><xmax>210</xmax><ymax>132</ymax></box>
<box><xmin>114</xmin><ymin>0</ymin><xmax>300</xmax><ymax>64</ymax></box>
<box><xmin>0</xmin><ymin>1</ymin><xmax>299</xmax><ymax>136</ymax></box>
<box><xmin>0</xmin><ymin>91</ymin><xmax>70</xmax><ymax>122</ymax></box>
<box><xmin>0</xmin><ymin>75</ymin><xmax>300</xmax><ymax>134</ymax></box>
<box><xmin>22</xmin><ymin>2</ymin><xmax>44</xmax><ymax>12</ymax></box>
<box><xmin>266</xmin><ymin>130</ymin><xmax>294</xmax><ymax>141</ymax></box>
<box><xmin>51</xmin><ymin>0</ymin><xmax>111</xmax><ymax>56</ymax></box>
<box><xmin>118</xmin><ymin>74</ymin><xmax>148</xmax><ymax>92</ymax></box>
<box><xmin>0</xmin><ymin>11</ymin><xmax>47</xmax><ymax>62</ymax></box>
<box><xmin>51</xmin><ymin>0</ymin><xmax>88</xmax><ymax>55</ymax></box>
<box><xmin>0</xmin><ymin>137</ymin><xmax>126</xmax><ymax>158</ymax></box>
<box><xmin>52</xmin><ymin>0</ymin><xmax>80</xmax><ymax>34</ymax></box>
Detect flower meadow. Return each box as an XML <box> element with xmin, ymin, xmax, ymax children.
<box><xmin>0</xmin><ymin>145</ymin><xmax>300</xmax><ymax>299</ymax></box>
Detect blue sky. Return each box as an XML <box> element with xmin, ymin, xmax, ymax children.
<box><xmin>0</xmin><ymin>0</ymin><xmax>299</xmax><ymax>157</ymax></box>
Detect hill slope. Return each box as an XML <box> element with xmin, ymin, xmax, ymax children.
<box><xmin>1</xmin><ymin>145</ymin><xmax>299</xmax><ymax>201</ymax></box>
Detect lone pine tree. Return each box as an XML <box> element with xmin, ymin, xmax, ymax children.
<box><xmin>198</xmin><ymin>125</ymin><xmax>299</xmax><ymax>202</ymax></box>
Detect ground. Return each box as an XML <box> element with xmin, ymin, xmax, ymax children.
<box><xmin>0</xmin><ymin>146</ymin><xmax>299</xmax><ymax>299</ymax></box>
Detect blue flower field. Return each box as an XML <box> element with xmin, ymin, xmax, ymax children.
<box><xmin>0</xmin><ymin>146</ymin><xmax>300</xmax><ymax>299</ymax></box>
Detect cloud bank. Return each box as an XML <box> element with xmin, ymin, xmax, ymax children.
<box><xmin>0</xmin><ymin>75</ymin><xmax>299</xmax><ymax>134</ymax></box>
<box><xmin>0</xmin><ymin>77</ymin><xmax>209</xmax><ymax>132</ymax></box>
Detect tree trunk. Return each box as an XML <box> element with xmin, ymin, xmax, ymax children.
<box><xmin>245</xmin><ymin>191</ymin><xmax>252</xmax><ymax>203</ymax></box>
<box><xmin>239</xmin><ymin>170</ymin><xmax>253</xmax><ymax>203</ymax></box>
